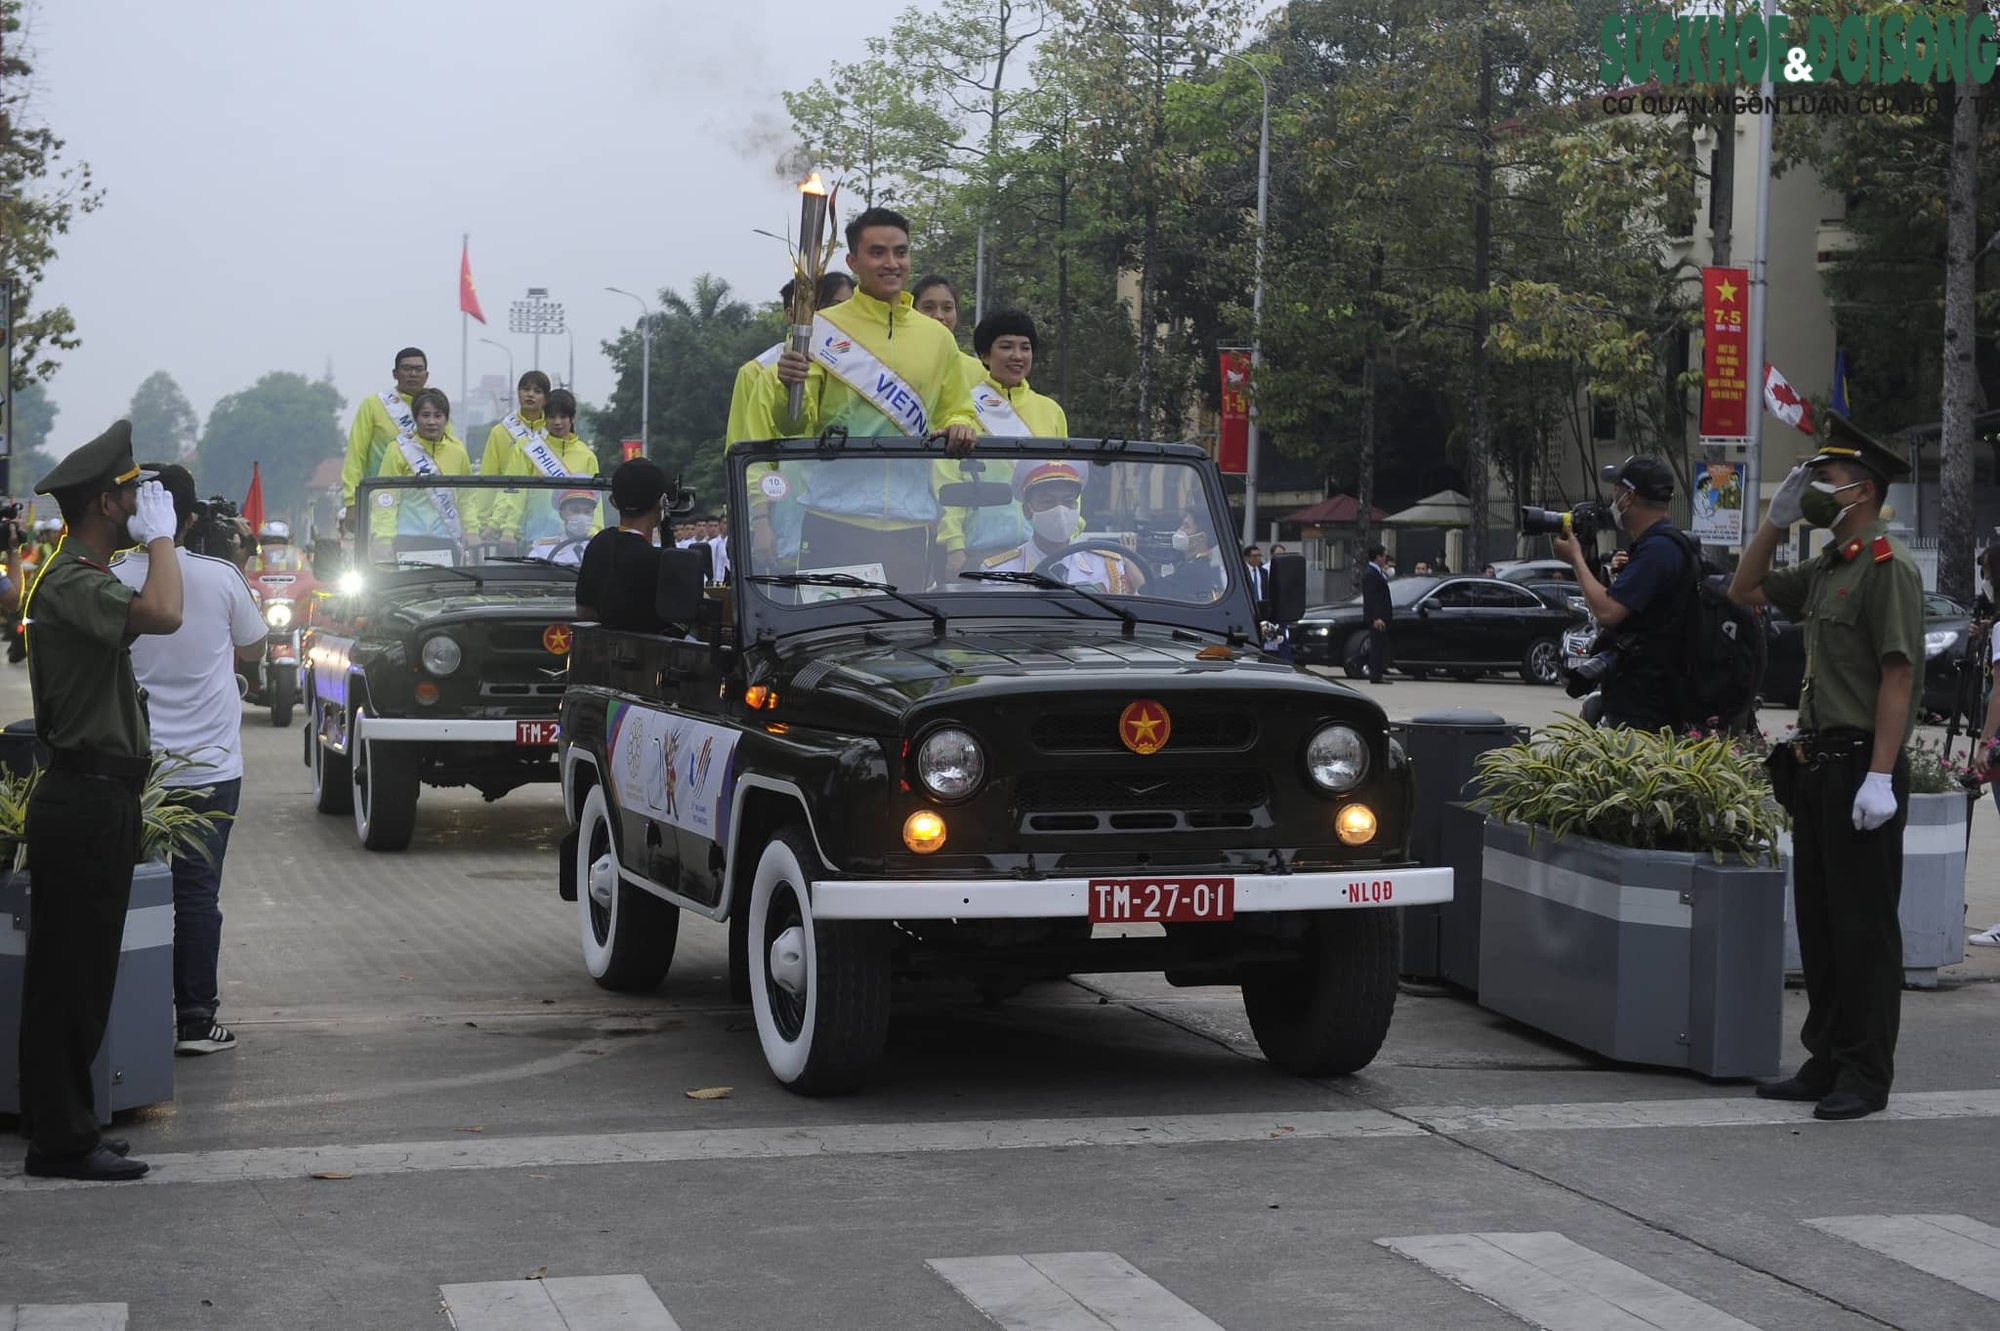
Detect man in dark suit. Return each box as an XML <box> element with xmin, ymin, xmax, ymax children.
<box><xmin>1360</xmin><ymin>543</ymin><xmax>1394</xmax><ymax>685</ymax></box>
<box><xmin>1243</xmin><ymin>545</ymin><xmax>1268</xmax><ymax>617</ymax></box>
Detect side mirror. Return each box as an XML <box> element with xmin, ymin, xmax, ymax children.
<box><xmin>1418</xmin><ymin>598</ymin><xmax>1440</xmax><ymax>616</ymax></box>
<box><xmin>937</xmin><ymin>480</ymin><xmax>1015</xmax><ymax>509</ymax></box>
<box><xmin>1267</xmin><ymin>552</ymin><xmax>1306</xmax><ymax>624</ymax></box>
<box><xmin>656</xmin><ymin>547</ymin><xmax>707</xmax><ymax>625</ymax></box>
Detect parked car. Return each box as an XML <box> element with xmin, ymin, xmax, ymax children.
<box><xmin>1492</xmin><ymin>559</ymin><xmax>1577</xmax><ymax>584</ymax></box>
<box><xmin>302</xmin><ymin>475</ymin><xmax>619</xmax><ymax>851</ymax></box>
<box><xmin>1293</xmin><ymin>575</ymin><xmax>1587</xmax><ymax>685</ymax></box>
<box><xmin>1762</xmin><ymin>591</ymin><xmax>1976</xmax><ymax>721</ymax></box>
<box><xmin>556</xmin><ymin>437</ymin><xmax>1450</xmax><ymax>1093</ymax></box>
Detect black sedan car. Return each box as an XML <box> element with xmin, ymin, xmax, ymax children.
<box><xmin>1762</xmin><ymin>591</ymin><xmax>1978</xmax><ymax>721</ymax></box>
<box><xmin>1293</xmin><ymin>575</ymin><xmax>1588</xmax><ymax>685</ymax></box>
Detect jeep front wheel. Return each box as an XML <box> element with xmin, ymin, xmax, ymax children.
<box><xmin>350</xmin><ymin>708</ymin><xmax>420</xmax><ymax>851</ymax></box>
<box><xmin>310</xmin><ymin>691</ymin><xmax>353</xmax><ymax>815</ymax></box>
<box><xmin>1243</xmin><ymin>909</ymin><xmax>1399</xmax><ymax>1077</ymax></box>
<box><xmin>577</xmin><ymin>783</ymin><xmax>679</xmax><ymax>992</ymax></box>
<box><xmin>748</xmin><ymin>825</ymin><xmax>890</xmax><ymax>1095</ymax></box>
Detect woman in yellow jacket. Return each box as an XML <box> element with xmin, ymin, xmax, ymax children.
<box><xmin>912</xmin><ymin>274</ymin><xmax>987</xmax><ymax>396</ymax></box>
<box><xmin>369</xmin><ymin>388</ymin><xmax>473</xmax><ymax>558</ymax></box>
<box><xmin>472</xmin><ymin>370</ymin><xmax>550</xmax><ymax>545</ymax></box>
<box><xmin>938</xmin><ymin>310</ymin><xmax>1071</xmax><ymax>577</ymax></box>
<box><xmin>483</xmin><ymin>387</ymin><xmax>600</xmax><ymax>543</ymax></box>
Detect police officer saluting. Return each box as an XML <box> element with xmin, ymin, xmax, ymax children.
<box><xmin>1729</xmin><ymin>416</ymin><xmax>1923</xmax><ymax>1121</ymax></box>
<box><xmin>18</xmin><ymin>422</ymin><xmax>182</xmax><ymax>1180</ymax></box>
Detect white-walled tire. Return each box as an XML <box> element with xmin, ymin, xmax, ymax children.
<box><xmin>747</xmin><ymin>825</ymin><xmax>889</xmax><ymax>1094</ymax></box>
<box><xmin>310</xmin><ymin>689</ymin><xmax>353</xmax><ymax>815</ymax></box>
<box><xmin>576</xmin><ymin>784</ymin><xmax>678</xmax><ymax>992</ymax></box>
<box><xmin>350</xmin><ymin>707</ymin><xmax>420</xmax><ymax>851</ymax></box>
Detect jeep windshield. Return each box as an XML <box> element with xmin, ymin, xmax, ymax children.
<box><xmin>733</xmin><ymin>438</ymin><xmax>1256</xmax><ymax>637</ymax></box>
<box><xmin>353</xmin><ymin>475</ymin><xmax>614</xmax><ymax>572</ymax></box>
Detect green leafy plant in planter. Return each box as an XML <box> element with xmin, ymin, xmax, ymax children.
<box><xmin>1903</xmin><ymin>736</ymin><xmax>1982</xmax><ymax>796</ymax></box>
<box><xmin>0</xmin><ymin>750</ymin><xmax>234</xmax><ymax>874</ymax></box>
<box><xmin>1473</xmin><ymin>717</ymin><xmax>1788</xmax><ymax>864</ymax></box>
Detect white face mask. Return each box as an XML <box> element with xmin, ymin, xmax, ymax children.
<box><xmin>1031</xmin><ymin>504</ymin><xmax>1079</xmax><ymax>544</ymax></box>
<box><xmin>563</xmin><ymin>514</ymin><xmax>593</xmax><ymax>538</ymax></box>
<box><xmin>1171</xmin><ymin>530</ymin><xmax>1192</xmax><ymax>553</ymax></box>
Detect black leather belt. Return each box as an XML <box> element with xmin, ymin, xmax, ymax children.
<box><xmin>1789</xmin><ymin>729</ymin><xmax>1872</xmax><ymax>765</ymax></box>
<box><xmin>47</xmin><ymin>747</ymin><xmax>151</xmax><ymax>783</ymax></box>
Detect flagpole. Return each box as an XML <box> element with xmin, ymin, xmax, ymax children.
<box><xmin>461</xmin><ymin>234</ymin><xmax>471</xmax><ymax>429</ymax></box>
<box><xmin>1743</xmin><ymin>0</ymin><xmax>1774</xmax><ymax>542</ymax></box>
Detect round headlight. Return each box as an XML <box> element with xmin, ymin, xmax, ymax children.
<box><xmin>916</xmin><ymin>727</ymin><xmax>985</xmax><ymax>799</ymax></box>
<box><xmin>1306</xmin><ymin>724</ymin><xmax>1368</xmax><ymax>792</ymax></box>
<box><xmin>264</xmin><ymin>601</ymin><xmax>293</xmax><ymax>628</ymax></box>
<box><xmin>338</xmin><ymin>570</ymin><xmax>366</xmax><ymax>596</ymax></box>
<box><xmin>420</xmin><ymin>635</ymin><xmax>462</xmax><ymax>676</ymax></box>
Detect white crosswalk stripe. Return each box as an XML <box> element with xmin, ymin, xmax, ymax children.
<box><xmin>1803</xmin><ymin>1214</ymin><xmax>2000</xmax><ymax>1303</ymax></box>
<box><xmin>2</xmin><ymin>1307</ymin><xmax>129</xmax><ymax>1330</ymax></box>
<box><xmin>1377</xmin><ymin>1232</ymin><xmax>1762</xmax><ymax>1331</ymax></box>
<box><xmin>439</xmin><ymin>1275</ymin><xmax>681</xmax><ymax>1331</ymax></box>
<box><xmin>927</xmin><ymin>1252</ymin><xmax>1226</xmax><ymax>1331</ymax></box>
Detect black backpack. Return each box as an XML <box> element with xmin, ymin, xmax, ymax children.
<box><xmin>1662</xmin><ymin>528</ymin><xmax>1766</xmax><ymax>731</ymax></box>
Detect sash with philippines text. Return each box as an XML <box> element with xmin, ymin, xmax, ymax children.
<box><xmin>394</xmin><ymin>434</ymin><xmax>466</xmax><ymax>541</ymax></box>
<box><xmin>503</xmin><ymin>413</ymin><xmax>573</xmax><ymax>479</ymax></box>
<box><xmin>970</xmin><ymin>381</ymin><xmax>1031</xmax><ymax>436</ymax></box>
<box><xmin>809</xmin><ymin>311</ymin><xmax>928</xmax><ymax>437</ymax></box>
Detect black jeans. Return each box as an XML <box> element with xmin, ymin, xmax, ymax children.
<box><xmin>19</xmin><ymin>768</ymin><xmax>141</xmax><ymax>1154</ymax></box>
<box><xmin>1788</xmin><ymin>747</ymin><xmax>1908</xmax><ymax>1101</ymax></box>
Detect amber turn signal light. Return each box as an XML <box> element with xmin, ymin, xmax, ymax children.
<box><xmin>903</xmin><ymin>810</ymin><xmax>947</xmax><ymax>854</ymax></box>
<box><xmin>744</xmin><ymin>685</ymin><xmax>779</xmax><ymax>710</ymax></box>
<box><xmin>1335</xmin><ymin>803</ymin><xmax>1377</xmax><ymax>846</ymax></box>
<box><xmin>413</xmin><ymin>681</ymin><xmax>440</xmax><ymax>706</ymax></box>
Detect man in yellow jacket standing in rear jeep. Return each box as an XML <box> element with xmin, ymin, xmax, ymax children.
<box><xmin>762</xmin><ymin>206</ymin><xmax>978</xmax><ymax>590</ymax></box>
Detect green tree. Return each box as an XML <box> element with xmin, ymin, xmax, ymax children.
<box><xmin>1</xmin><ymin>0</ymin><xmax>105</xmax><ymax>389</ymax></box>
<box><xmin>10</xmin><ymin>380</ymin><xmax>58</xmax><ymax>490</ymax></box>
<box><xmin>784</xmin><ymin>54</ymin><xmax>962</xmax><ymax>210</ymax></box>
<box><xmin>127</xmin><ymin>370</ymin><xmax>199</xmax><ymax>460</ymax></box>
<box><xmin>195</xmin><ymin>372</ymin><xmax>344</xmax><ymax>521</ymax></box>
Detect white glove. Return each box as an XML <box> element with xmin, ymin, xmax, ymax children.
<box><xmin>1766</xmin><ymin>464</ymin><xmax>1811</xmax><ymax>528</ymax></box>
<box><xmin>1852</xmin><ymin>771</ymin><xmax>1898</xmax><ymax>832</ymax></box>
<box><xmin>128</xmin><ymin>480</ymin><xmax>178</xmax><ymax>546</ymax></box>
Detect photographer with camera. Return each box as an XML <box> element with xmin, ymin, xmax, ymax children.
<box><xmin>111</xmin><ymin>465</ymin><xmax>268</xmax><ymax>1059</ymax></box>
<box><xmin>1545</xmin><ymin>456</ymin><xmax>1692</xmax><ymax>732</ymax></box>
<box><xmin>0</xmin><ymin>502</ymin><xmax>28</xmax><ymax>617</ymax></box>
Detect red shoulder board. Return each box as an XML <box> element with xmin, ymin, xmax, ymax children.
<box><xmin>1871</xmin><ymin>535</ymin><xmax>1893</xmax><ymax>564</ymax></box>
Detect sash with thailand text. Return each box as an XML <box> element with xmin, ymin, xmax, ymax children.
<box><xmin>502</xmin><ymin>413</ymin><xmax>574</xmax><ymax>479</ymax></box>
<box><xmin>809</xmin><ymin>311</ymin><xmax>929</xmax><ymax>437</ymax></box>
<box><xmin>970</xmin><ymin>380</ymin><xmax>1031</xmax><ymax>436</ymax></box>
<box><xmin>394</xmin><ymin>434</ymin><xmax>466</xmax><ymax>542</ymax></box>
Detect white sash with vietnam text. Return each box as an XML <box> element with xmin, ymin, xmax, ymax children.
<box><xmin>395</xmin><ymin>434</ymin><xmax>466</xmax><ymax>541</ymax></box>
<box><xmin>809</xmin><ymin>311</ymin><xmax>928</xmax><ymax>437</ymax></box>
<box><xmin>970</xmin><ymin>381</ymin><xmax>1031</xmax><ymax>436</ymax></box>
<box><xmin>503</xmin><ymin>413</ymin><xmax>571</xmax><ymax>478</ymax></box>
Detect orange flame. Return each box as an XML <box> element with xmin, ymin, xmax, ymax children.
<box><xmin>799</xmin><ymin>172</ymin><xmax>828</xmax><ymax>196</ymax></box>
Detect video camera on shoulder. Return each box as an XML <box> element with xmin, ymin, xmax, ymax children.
<box><xmin>187</xmin><ymin>496</ymin><xmax>257</xmax><ymax>561</ymax></box>
<box><xmin>0</xmin><ymin>502</ymin><xmax>23</xmax><ymax>548</ymax></box>
<box><xmin>1520</xmin><ymin>502</ymin><xmax>1611</xmax><ymax>542</ymax></box>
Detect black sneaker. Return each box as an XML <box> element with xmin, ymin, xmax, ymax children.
<box><xmin>175</xmin><ymin>1021</ymin><xmax>236</xmax><ymax>1055</ymax></box>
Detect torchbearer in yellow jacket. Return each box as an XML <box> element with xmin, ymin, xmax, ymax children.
<box><xmin>762</xmin><ymin>206</ymin><xmax>979</xmax><ymax>590</ymax></box>
<box><xmin>340</xmin><ymin>347</ymin><xmax>430</xmax><ymax>519</ymax></box>
<box><xmin>937</xmin><ymin>310</ymin><xmax>1071</xmax><ymax>577</ymax></box>
<box><xmin>725</xmin><ymin>273</ymin><xmax>855</xmax><ymax>448</ymax></box>
<box><xmin>370</xmin><ymin>388</ymin><xmax>473</xmax><ymax>559</ymax></box>
<box><xmin>483</xmin><ymin>386</ymin><xmax>599</xmax><ymax>542</ymax></box>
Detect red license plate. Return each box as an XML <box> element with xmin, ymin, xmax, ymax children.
<box><xmin>516</xmin><ymin>720</ymin><xmax>560</xmax><ymax>746</ymax></box>
<box><xmin>1087</xmin><ymin>877</ymin><xmax>1235</xmax><ymax>924</ymax></box>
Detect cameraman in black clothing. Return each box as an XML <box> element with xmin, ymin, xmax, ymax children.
<box><xmin>576</xmin><ymin>458</ymin><xmax>669</xmax><ymax>632</ymax></box>
<box><xmin>1552</xmin><ymin>456</ymin><xmax>1690</xmax><ymax>732</ymax></box>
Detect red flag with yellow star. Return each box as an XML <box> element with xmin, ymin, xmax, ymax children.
<box><xmin>460</xmin><ymin>239</ymin><xmax>486</xmax><ymax>324</ymax></box>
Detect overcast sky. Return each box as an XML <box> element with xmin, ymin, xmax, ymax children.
<box><xmin>29</xmin><ymin>0</ymin><xmax>885</xmax><ymax>457</ymax></box>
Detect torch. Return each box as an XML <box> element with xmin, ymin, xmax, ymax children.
<box><xmin>786</xmin><ymin>172</ymin><xmax>839</xmax><ymax>422</ymax></box>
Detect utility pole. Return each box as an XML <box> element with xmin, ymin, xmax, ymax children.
<box><xmin>1227</xmin><ymin>53</ymin><xmax>1271</xmax><ymax>549</ymax></box>
<box><xmin>1743</xmin><ymin>0</ymin><xmax>1775</xmax><ymax>540</ymax></box>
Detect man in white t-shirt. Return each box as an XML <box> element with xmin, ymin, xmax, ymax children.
<box><xmin>110</xmin><ymin>465</ymin><xmax>267</xmax><ymax>1056</ymax></box>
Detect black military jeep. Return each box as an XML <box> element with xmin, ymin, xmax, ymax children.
<box><xmin>304</xmin><ymin>474</ymin><xmax>615</xmax><ymax>851</ymax></box>
<box><xmin>557</xmin><ymin>437</ymin><xmax>1450</xmax><ymax>1093</ymax></box>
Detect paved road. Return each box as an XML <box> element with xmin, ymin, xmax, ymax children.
<box><xmin>2</xmin><ymin>668</ymin><xmax>1997</xmax><ymax>1330</ymax></box>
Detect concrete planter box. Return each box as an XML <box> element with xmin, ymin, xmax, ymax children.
<box><xmin>1780</xmin><ymin>791</ymin><xmax>1972</xmax><ymax>988</ymax></box>
<box><xmin>1</xmin><ymin>860</ymin><xmax>176</xmax><ymax>1123</ymax></box>
<box><xmin>1478</xmin><ymin>820</ymin><xmax>1786</xmax><ymax>1078</ymax></box>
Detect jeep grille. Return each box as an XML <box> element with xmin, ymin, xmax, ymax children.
<box><xmin>1028</xmin><ymin>709</ymin><xmax>1256</xmax><ymax>753</ymax></box>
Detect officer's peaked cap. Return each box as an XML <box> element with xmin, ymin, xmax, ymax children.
<box><xmin>34</xmin><ymin>420</ymin><xmax>157</xmax><ymax>497</ymax></box>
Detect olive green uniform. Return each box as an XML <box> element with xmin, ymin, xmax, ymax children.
<box><xmin>1761</xmin><ymin>518</ymin><xmax>1923</xmax><ymax>1104</ymax></box>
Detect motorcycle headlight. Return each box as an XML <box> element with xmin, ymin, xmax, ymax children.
<box><xmin>915</xmin><ymin>727</ymin><xmax>984</xmax><ymax>800</ymax></box>
<box><xmin>338</xmin><ymin>570</ymin><xmax>365</xmax><ymax>595</ymax></box>
<box><xmin>420</xmin><ymin>635</ymin><xmax>462</xmax><ymax>676</ymax></box>
<box><xmin>264</xmin><ymin>600</ymin><xmax>293</xmax><ymax>628</ymax></box>
<box><xmin>1924</xmin><ymin>628</ymin><xmax>1961</xmax><ymax>660</ymax></box>
<box><xmin>1305</xmin><ymin>723</ymin><xmax>1368</xmax><ymax>793</ymax></box>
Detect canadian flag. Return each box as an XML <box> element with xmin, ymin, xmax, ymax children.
<box><xmin>1762</xmin><ymin>363</ymin><xmax>1814</xmax><ymax>435</ymax></box>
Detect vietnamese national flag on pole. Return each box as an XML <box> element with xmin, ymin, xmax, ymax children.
<box><xmin>241</xmin><ymin>462</ymin><xmax>265</xmax><ymax>533</ymax></box>
<box><xmin>1762</xmin><ymin>363</ymin><xmax>1815</xmax><ymax>435</ymax></box>
<box><xmin>460</xmin><ymin>239</ymin><xmax>486</xmax><ymax>324</ymax></box>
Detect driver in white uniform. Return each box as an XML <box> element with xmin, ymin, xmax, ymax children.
<box><xmin>522</xmin><ymin>490</ymin><xmax>602</xmax><ymax>568</ymax></box>
<box><xmin>979</xmin><ymin>460</ymin><xmax>1145</xmax><ymax>594</ymax></box>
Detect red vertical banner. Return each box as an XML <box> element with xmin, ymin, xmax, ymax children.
<box><xmin>1700</xmin><ymin>266</ymin><xmax>1749</xmax><ymax>441</ymax></box>
<box><xmin>621</xmin><ymin>439</ymin><xmax>644</xmax><ymax>461</ymax></box>
<box><xmin>1217</xmin><ymin>352</ymin><xmax>1250</xmax><ymax>474</ymax></box>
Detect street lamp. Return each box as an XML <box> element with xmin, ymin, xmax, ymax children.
<box><xmin>477</xmin><ymin>337</ymin><xmax>514</xmax><ymax>413</ymax></box>
<box><xmin>1221</xmin><ymin>52</ymin><xmax>1271</xmax><ymax>549</ymax></box>
<box><xmin>564</xmin><ymin>327</ymin><xmax>576</xmax><ymax>393</ymax></box>
<box><xmin>605</xmin><ymin>286</ymin><xmax>652</xmax><ymax>457</ymax></box>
